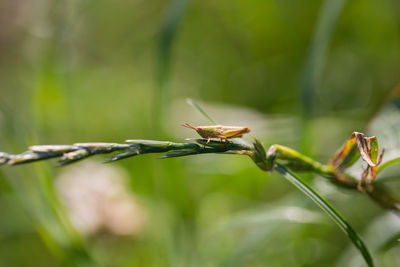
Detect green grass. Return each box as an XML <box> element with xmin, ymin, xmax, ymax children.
<box><xmin>0</xmin><ymin>0</ymin><xmax>400</xmax><ymax>266</ymax></box>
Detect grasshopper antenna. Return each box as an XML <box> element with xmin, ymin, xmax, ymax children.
<box><xmin>181</xmin><ymin>123</ymin><xmax>197</xmax><ymax>130</ymax></box>
<box><xmin>186</xmin><ymin>98</ymin><xmax>218</xmax><ymax>124</ymax></box>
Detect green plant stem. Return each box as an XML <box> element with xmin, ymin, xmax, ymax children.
<box><xmin>0</xmin><ymin>139</ymin><xmax>251</xmax><ymax>166</ymax></box>
<box><xmin>0</xmin><ymin>137</ymin><xmax>398</xmax><ymax>212</ymax></box>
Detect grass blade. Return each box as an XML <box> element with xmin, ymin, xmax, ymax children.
<box><xmin>155</xmin><ymin>0</ymin><xmax>191</xmax><ymax>134</ymax></box>
<box><xmin>186</xmin><ymin>98</ymin><xmax>218</xmax><ymax>124</ymax></box>
<box><xmin>275</xmin><ymin>164</ymin><xmax>374</xmax><ymax>267</ymax></box>
<box><xmin>299</xmin><ymin>0</ymin><xmax>347</xmax><ymax>154</ymax></box>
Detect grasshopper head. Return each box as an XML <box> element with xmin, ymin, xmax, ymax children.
<box><xmin>242</xmin><ymin>127</ymin><xmax>250</xmax><ymax>134</ymax></box>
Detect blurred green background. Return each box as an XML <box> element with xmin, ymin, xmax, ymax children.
<box><xmin>1</xmin><ymin>0</ymin><xmax>400</xmax><ymax>266</ymax></box>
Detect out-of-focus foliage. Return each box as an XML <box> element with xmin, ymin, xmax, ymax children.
<box><xmin>0</xmin><ymin>0</ymin><xmax>400</xmax><ymax>266</ymax></box>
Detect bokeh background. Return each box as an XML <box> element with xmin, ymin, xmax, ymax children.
<box><xmin>1</xmin><ymin>0</ymin><xmax>400</xmax><ymax>266</ymax></box>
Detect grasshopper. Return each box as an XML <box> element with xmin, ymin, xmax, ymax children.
<box><xmin>182</xmin><ymin>123</ymin><xmax>250</xmax><ymax>144</ymax></box>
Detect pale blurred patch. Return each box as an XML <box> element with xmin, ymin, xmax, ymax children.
<box><xmin>0</xmin><ymin>0</ymin><xmax>31</xmax><ymax>45</ymax></box>
<box><xmin>56</xmin><ymin>161</ymin><xmax>146</xmax><ymax>237</ymax></box>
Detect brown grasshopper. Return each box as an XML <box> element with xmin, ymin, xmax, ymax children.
<box><xmin>182</xmin><ymin>123</ymin><xmax>250</xmax><ymax>144</ymax></box>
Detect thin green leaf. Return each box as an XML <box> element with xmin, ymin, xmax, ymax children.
<box><xmin>275</xmin><ymin>164</ymin><xmax>374</xmax><ymax>267</ymax></box>
<box><xmin>105</xmin><ymin>149</ymin><xmax>140</xmax><ymax>162</ymax></box>
<box><xmin>159</xmin><ymin>149</ymin><xmax>197</xmax><ymax>158</ymax></box>
<box><xmin>377</xmin><ymin>232</ymin><xmax>400</xmax><ymax>253</ymax></box>
<box><xmin>186</xmin><ymin>98</ymin><xmax>218</xmax><ymax>124</ymax></box>
<box><xmin>378</xmin><ymin>157</ymin><xmax>400</xmax><ymax>174</ymax></box>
